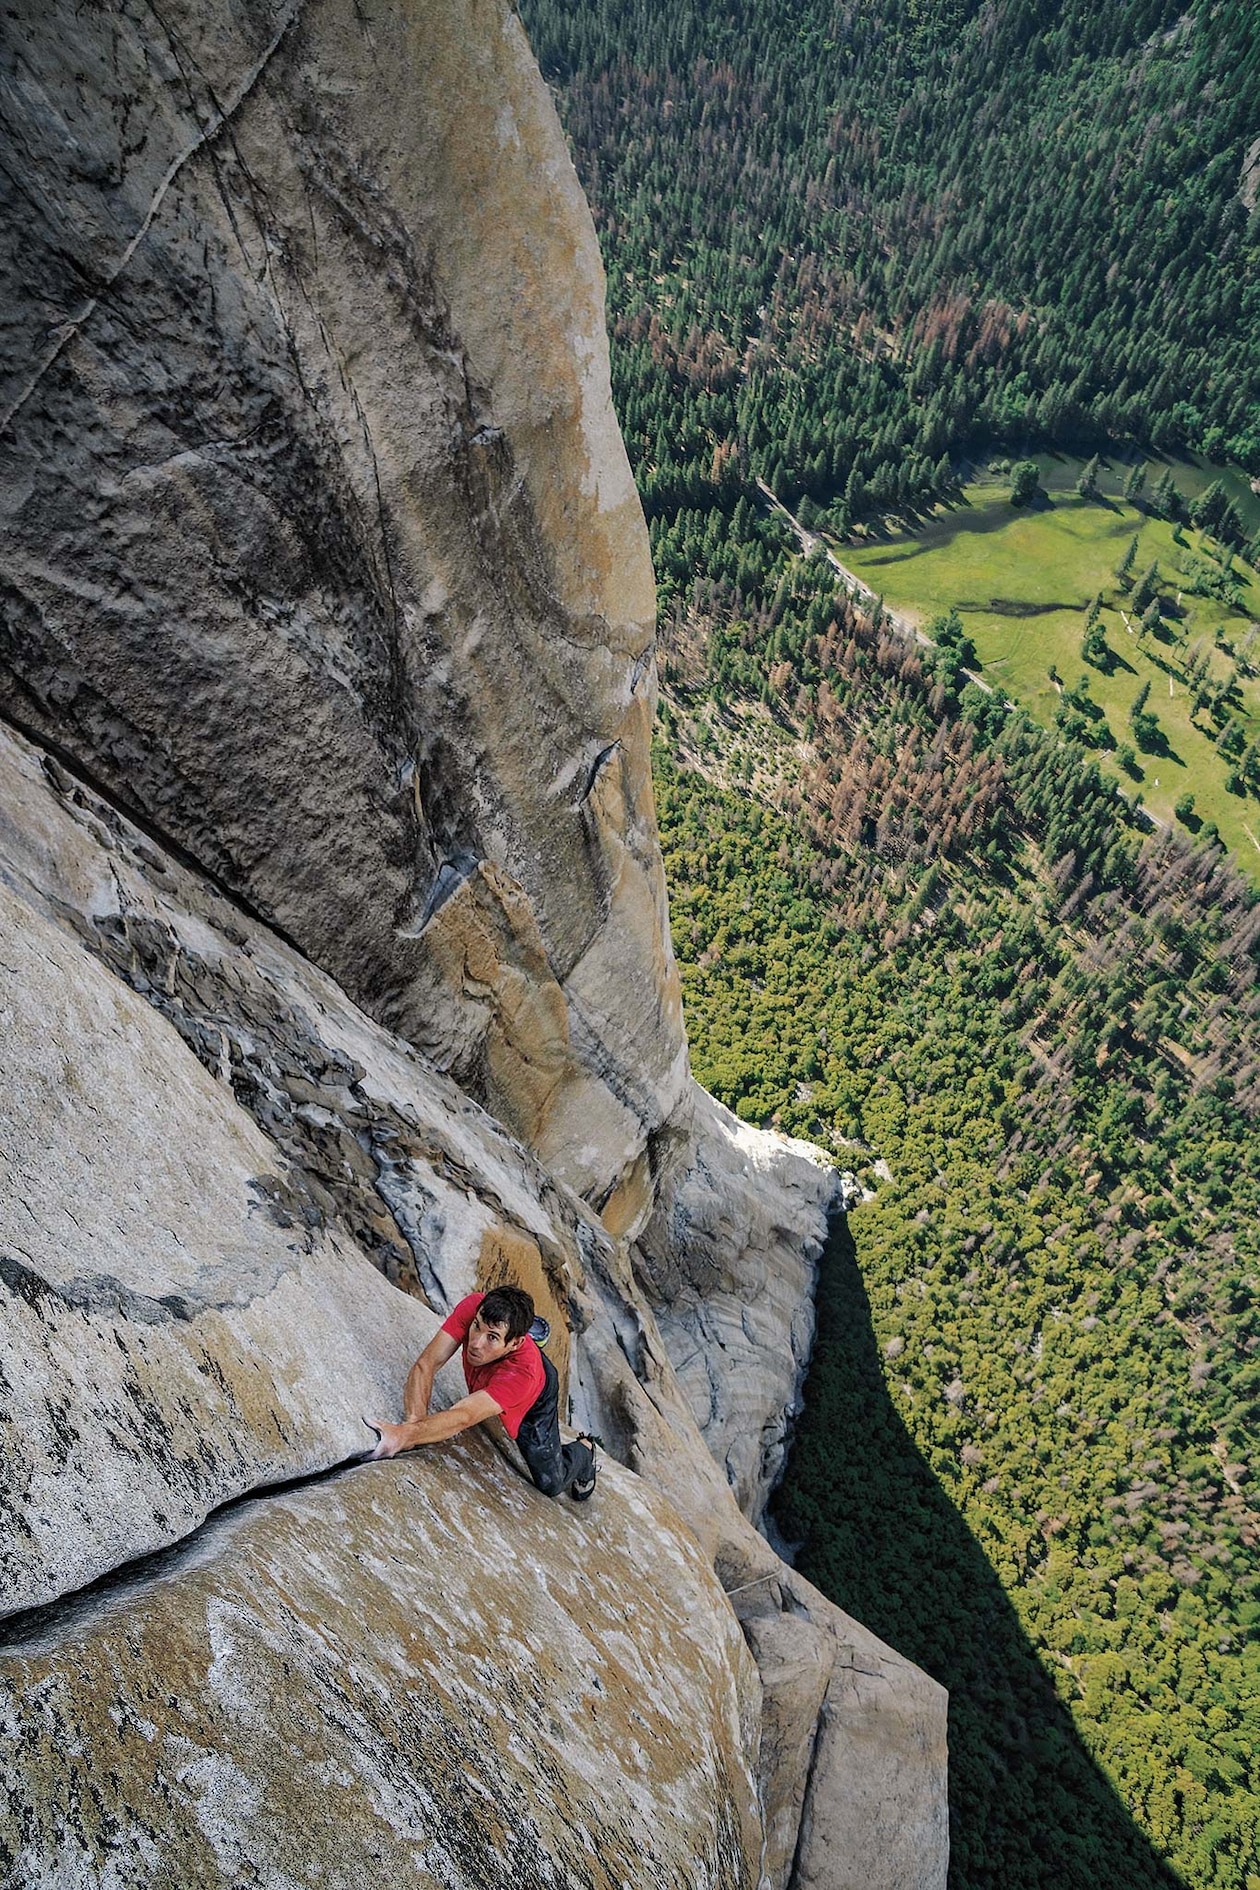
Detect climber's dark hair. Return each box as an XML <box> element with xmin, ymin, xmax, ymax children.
<box><xmin>478</xmin><ymin>1284</ymin><xmax>535</xmax><ymax>1343</ymax></box>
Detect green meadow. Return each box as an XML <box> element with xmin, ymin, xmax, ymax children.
<box><xmin>841</xmin><ymin>457</ymin><xmax>1260</xmax><ymax>875</ymax></box>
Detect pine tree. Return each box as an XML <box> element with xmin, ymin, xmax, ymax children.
<box><xmin>1076</xmin><ymin>454</ymin><xmax>1101</xmax><ymax>499</ymax></box>
<box><xmin>1116</xmin><ymin>535</ymin><xmax>1139</xmax><ymax>587</ymax></box>
<box><xmin>1149</xmin><ymin>468</ymin><xmax>1179</xmax><ymax>519</ymax></box>
<box><xmin>1218</xmin><ymin>720</ymin><xmax>1246</xmax><ymax>760</ymax></box>
<box><xmin>1211</xmin><ymin>496</ymin><xmax>1247</xmax><ymax>552</ymax></box>
<box><xmin>1082</xmin><ymin>620</ymin><xmax>1110</xmax><ymax>669</ymax></box>
<box><xmin>1010</xmin><ymin>460</ymin><xmax>1040</xmax><ymax>506</ymax></box>
<box><xmin>1190</xmin><ymin>480</ymin><xmax>1226</xmax><ymax>534</ymax></box>
<box><xmin>1123</xmin><ymin>462</ymin><xmax>1147</xmax><ymax>504</ymax></box>
<box><xmin>1131</xmin><ymin>680</ymin><xmax>1160</xmax><ymax>750</ymax></box>
<box><xmin>1132</xmin><ymin>562</ymin><xmax>1161</xmax><ymax>612</ymax></box>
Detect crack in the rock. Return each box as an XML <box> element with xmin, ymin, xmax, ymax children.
<box><xmin>0</xmin><ymin>1449</ymin><xmax>374</xmax><ymax>1652</ymax></box>
<box><xmin>0</xmin><ymin>2</ymin><xmax>305</xmax><ymax>438</ymax></box>
<box><xmin>0</xmin><ymin>699</ymin><xmax>307</xmax><ymax>958</ymax></box>
<box><xmin>576</xmin><ymin>739</ymin><xmax>620</xmax><ymax>808</ymax></box>
<box><xmin>786</xmin><ymin>1678</ymin><xmax>833</xmax><ymax>1890</ymax></box>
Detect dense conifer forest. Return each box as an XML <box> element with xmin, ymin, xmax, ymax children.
<box><xmin>519</xmin><ymin>0</ymin><xmax>1260</xmax><ymax>1883</ymax></box>
<box><xmin>524</xmin><ymin>0</ymin><xmax>1259</xmax><ymax>531</ymax></box>
<box><xmin>651</xmin><ymin>564</ymin><xmax>1258</xmax><ymax>1886</ymax></box>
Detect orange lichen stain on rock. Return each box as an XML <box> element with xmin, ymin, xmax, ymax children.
<box><xmin>475</xmin><ymin>1222</ymin><xmax>571</xmax><ymax>1397</ymax></box>
<box><xmin>596</xmin><ymin>1150</ymin><xmax>655</xmax><ymax>1241</ymax></box>
<box><xmin>415</xmin><ymin>860</ymin><xmax>573</xmax><ymax>1147</ymax></box>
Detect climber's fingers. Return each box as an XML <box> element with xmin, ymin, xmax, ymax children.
<box><xmin>363</xmin><ymin>1416</ymin><xmax>405</xmax><ymax>1460</ymax></box>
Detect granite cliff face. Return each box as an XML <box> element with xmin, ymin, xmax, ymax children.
<box><xmin>0</xmin><ymin>0</ymin><xmax>947</xmax><ymax>1884</ymax></box>
<box><xmin>0</xmin><ymin>0</ymin><xmax>676</xmax><ymax>1222</ymax></box>
<box><xmin>3</xmin><ymin>1430</ymin><xmax>765</xmax><ymax>1890</ymax></box>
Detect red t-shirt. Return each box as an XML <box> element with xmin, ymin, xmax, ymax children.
<box><xmin>441</xmin><ymin>1292</ymin><xmax>546</xmax><ymax>1439</ymax></box>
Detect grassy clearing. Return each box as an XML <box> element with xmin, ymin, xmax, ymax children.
<box><xmin>840</xmin><ymin>456</ymin><xmax>1260</xmax><ymax>875</ymax></box>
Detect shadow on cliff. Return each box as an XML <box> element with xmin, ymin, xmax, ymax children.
<box><xmin>772</xmin><ymin>1222</ymin><xmax>1187</xmax><ymax>1890</ymax></box>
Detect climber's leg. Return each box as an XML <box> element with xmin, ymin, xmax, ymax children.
<box><xmin>515</xmin><ymin>1355</ymin><xmax>596</xmax><ymax>1499</ymax></box>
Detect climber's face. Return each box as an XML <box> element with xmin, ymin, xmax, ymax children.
<box><xmin>465</xmin><ymin>1309</ymin><xmax>522</xmax><ymax>1369</ymax></box>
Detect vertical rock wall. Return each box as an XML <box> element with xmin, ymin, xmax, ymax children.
<box><xmin>0</xmin><ymin>719</ymin><xmax>947</xmax><ymax>1888</ymax></box>
<box><xmin>0</xmin><ymin>2</ymin><xmax>949</xmax><ymax>1884</ymax></box>
<box><xmin>0</xmin><ymin>0</ymin><xmax>683</xmax><ymax>1218</ymax></box>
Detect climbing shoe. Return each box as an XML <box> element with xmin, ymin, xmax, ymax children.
<box><xmin>571</xmin><ymin>1434</ymin><xmax>601</xmax><ymax>1502</ymax></box>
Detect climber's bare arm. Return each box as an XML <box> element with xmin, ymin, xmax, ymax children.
<box><xmin>403</xmin><ymin>1328</ymin><xmax>462</xmax><ymax>1422</ymax></box>
<box><xmin>365</xmin><ymin>1389</ymin><xmax>503</xmax><ymax>1460</ymax></box>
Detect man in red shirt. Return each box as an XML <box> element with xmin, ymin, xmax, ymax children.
<box><xmin>366</xmin><ymin>1284</ymin><xmax>598</xmax><ymax>1501</ymax></box>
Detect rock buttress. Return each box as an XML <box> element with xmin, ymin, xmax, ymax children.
<box><xmin>0</xmin><ymin>718</ymin><xmax>948</xmax><ymax>1888</ymax></box>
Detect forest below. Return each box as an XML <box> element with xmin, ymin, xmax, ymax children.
<box><xmin>524</xmin><ymin>0</ymin><xmax>1259</xmax><ymax>532</ymax></box>
<box><xmin>517</xmin><ymin>0</ymin><xmax>1260</xmax><ymax>1884</ymax></box>
<box><xmin>652</xmin><ymin>575</ymin><xmax>1258</xmax><ymax>1887</ymax></box>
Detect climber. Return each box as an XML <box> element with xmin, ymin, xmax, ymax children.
<box><xmin>364</xmin><ymin>1283</ymin><xmax>599</xmax><ymax>1502</ymax></box>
